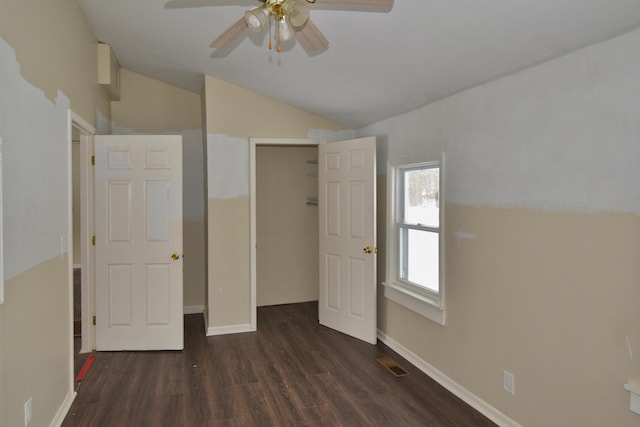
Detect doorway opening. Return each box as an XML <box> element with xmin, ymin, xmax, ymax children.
<box><xmin>69</xmin><ymin>112</ymin><xmax>95</xmax><ymax>385</ymax></box>
<box><xmin>255</xmin><ymin>144</ymin><xmax>319</xmax><ymax>307</ymax></box>
<box><xmin>249</xmin><ymin>136</ymin><xmax>378</xmax><ymax>344</ymax></box>
<box><xmin>249</xmin><ymin>138</ymin><xmax>319</xmax><ymax>328</ymax></box>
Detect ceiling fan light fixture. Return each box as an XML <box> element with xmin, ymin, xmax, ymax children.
<box><xmin>276</xmin><ymin>17</ymin><xmax>295</xmax><ymax>41</ymax></box>
<box><xmin>244</xmin><ymin>5</ymin><xmax>269</xmax><ymax>32</ymax></box>
<box><xmin>211</xmin><ymin>0</ymin><xmax>389</xmax><ymax>54</ymax></box>
<box><xmin>284</xmin><ymin>0</ymin><xmax>311</xmax><ymax>29</ymax></box>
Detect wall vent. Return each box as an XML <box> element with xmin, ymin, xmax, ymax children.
<box><xmin>97</xmin><ymin>43</ymin><xmax>120</xmax><ymax>101</ymax></box>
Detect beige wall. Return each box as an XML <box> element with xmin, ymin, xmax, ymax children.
<box><xmin>377</xmin><ymin>203</ymin><xmax>640</xmax><ymax>426</ymax></box>
<box><xmin>204</xmin><ymin>75</ymin><xmax>343</xmax><ymax>137</ymax></box>
<box><xmin>360</xmin><ymin>27</ymin><xmax>640</xmax><ymax>426</ymax></box>
<box><xmin>256</xmin><ymin>145</ymin><xmax>319</xmax><ymax>307</ymax></box>
<box><xmin>207</xmin><ymin>197</ymin><xmax>251</xmax><ymax>327</ymax></box>
<box><xmin>204</xmin><ymin>74</ymin><xmax>343</xmax><ymax>329</ymax></box>
<box><xmin>0</xmin><ymin>0</ymin><xmax>109</xmax><ymax>425</ymax></box>
<box><xmin>111</xmin><ymin>69</ymin><xmax>201</xmax><ymax>132</ymax></box>
<box><xmin>1</xmin><ymin>258</ymin><xmax>71</xmax><ymax>427</ymax></box>
<box><xmin>111</xmin><ymin>69</ymin><xmax>206</xmax><ymax>310</ymax></box>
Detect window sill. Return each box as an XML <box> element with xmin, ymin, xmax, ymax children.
<box><xmin>382</xmin><ymin>282</ymin><xmax>446</xmax><ymax>326</ymax></box>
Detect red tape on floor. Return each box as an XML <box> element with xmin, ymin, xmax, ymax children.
<box><xmin>75</xmin><ymin>355</ymin><xmax>95</xmax><ymax>382</ymax></box>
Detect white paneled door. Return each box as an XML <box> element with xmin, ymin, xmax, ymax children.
<box><xmin>319</xmin><ymin>137</ymin><xmax>377</xmax><ymax>344</ymax></box>
<box><xmin>95</xmin><ymin>135</ymin><xmax>183</xmax><ymax>351</ymax></box>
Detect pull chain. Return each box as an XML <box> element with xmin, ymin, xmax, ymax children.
<box><xmin>268</xmin><ymin>15</ymin><xmax>273</xmax><ymax>50</ymax></box>
<box><xmin>267</xmin><ymin>12</ymin><xmax>282</xmax><ymax>52</ymax></box>
<box><xmin>275</xmin><ymin>17</ymin><xmax>281</xmax><ymax>52</ymax></box>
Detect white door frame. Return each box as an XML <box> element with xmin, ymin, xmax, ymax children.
<box><xmin>69</xmin><ymin>111</ymin><xmax>96</xmax><ymax>357</ymax></box>
<box><xmin>249</xmin><ymin>137</ymin><xmax>321</xmax><ymax>329</ymax></box>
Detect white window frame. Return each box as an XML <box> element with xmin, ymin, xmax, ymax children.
<box><xmin>383</xmin><ymin>154</ymin><xmax>445</xmax><ymax>325</ymax></box>
<box><xmin>0</xmin><ymin>137</ymin><xmax>3</xmax><ymax>305</ymax></box>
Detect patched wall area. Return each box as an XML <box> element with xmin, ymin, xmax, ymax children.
<box><xmin>0</xmin><ymin>7</ymin><xmax>108</xmax><ymax>420</ymax></box>
<box><xmin>359</xmin><ymin>27</ymin><xmax>640</xmax><ymax>426</ymax></box>
<box><xmin>203</xmin><ymin>74</ymin><xmax>345</xmax><ymax>332</ymax></box>
<box><xmin>111</xmin><ymin>70</ymin><xmax>205</xmax><ymax>311</ymax></box>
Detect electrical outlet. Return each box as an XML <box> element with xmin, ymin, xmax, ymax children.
<box><xmin>24</xmin><ymin>397</ymin><xmax>32</xmax><ymax>426</ymax></box>
<box><xmin>503</xmin><ymin>370</ymin><xmax>515</xmax><ymax>395</ymax></box>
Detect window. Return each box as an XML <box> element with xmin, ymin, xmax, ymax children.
<box><xmin>399</xmin><ymin>164</ymin><xmax>440</xmax><ymax>293</ymax></box>
<box><xmin>384</xmin><ymin>155</ymin><xmax>445</xmax><ymax>325</ymax></box>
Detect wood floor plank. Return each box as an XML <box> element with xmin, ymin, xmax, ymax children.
<box><xmin>63</xmin><ymin>302</ymin><xmax>496</xmax><ymax>427</ymax></box>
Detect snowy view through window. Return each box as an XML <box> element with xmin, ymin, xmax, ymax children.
<box><xmin>401</xmin><ymin>166</ymin><xmax>440</xmax><ymax>293</ymax></box>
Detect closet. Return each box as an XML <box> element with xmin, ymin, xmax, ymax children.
<box><xmin>255</xmin><ymin>145</ymin><xmax>319</xmax><ymax>306</ymax></box>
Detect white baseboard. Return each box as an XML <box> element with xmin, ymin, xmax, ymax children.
<box><xmin>206</xmin><ymin>323</ymin><xmax>255</xmax><ymax>336</ymax></box>
<box><xmin>377</xmin><ymin>330</ymin><xmax>522</xmax><ymax>427</ymax></box>
<box><xmin>183</xmin><ymin>305</ymin><xmax>205</xmax><ymax>315</ymax></box>
<box><xmin>49</xmin><ymin>389</ymin><xmax>76</xmax><ymax>427</ymax></box>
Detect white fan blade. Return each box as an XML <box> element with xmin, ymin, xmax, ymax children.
<box><xmin>210</xmin><ymin>17</ymin><xmax>248</xmax><ymax>49</ymax></box>
<box><xmin>312</xmin><ymin>0</ymin><xmax>393</xmax><ymax>11</ymax></box>
<box><xmin>296</xmin><ymin>19</ymin><xmax>329</xmax><ymax>54</ymax></box>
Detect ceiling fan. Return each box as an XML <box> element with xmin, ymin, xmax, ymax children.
<box><xmin>203</xmin><ymin>0</ymin><xmax>395</xmax><ymax>54</ymax></box>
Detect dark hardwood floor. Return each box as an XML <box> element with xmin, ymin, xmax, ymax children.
<box><xmin>62</xmin><ymin>302</ymin><xmax>496</xmax><ymax>427</ymax></box>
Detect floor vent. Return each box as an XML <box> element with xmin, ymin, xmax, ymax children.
<box><xmin>376</xmin><ymin>357</ymin><xmax>409</xmax><ymax>377</ymax></box>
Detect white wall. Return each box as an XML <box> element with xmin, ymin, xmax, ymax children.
<box><xmin>0</xmin><ymin>39</ymin><xmax>70</xmax><ymax>280</ymax></box>
<box><xmin>361</xmin><ymin>28</ymin><xmax>640</xmax><ymax>213</ymax></box>
<box><xmin>206</xmin><ymin>134</ymin><xmax>249</xmax><ymax>200</ymax></box>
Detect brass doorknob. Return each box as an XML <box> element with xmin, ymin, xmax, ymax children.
<box><xmin>171</xmin><ymin>252</ymin><xmax>180</xmax><ymax>260</ymax></box>
<box><xmin>363</xmin><ymin>246</ymin><xmax>373</xmax><ymax>254</ymax></box>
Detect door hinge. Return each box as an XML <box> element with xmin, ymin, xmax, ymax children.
<box><xmin>91</xmin><ymin>155</ymin><xmax>95</xmax><ymax>165</ymax></box>
<box><xmin>92</xmin><ymin>235</ymin><xmax>96</xmax><ymax>246</ymax></box>
<box><xmin>92</xmin><ymin>315</ymin><xmax>96</xmax><ymax>326</ymax></box>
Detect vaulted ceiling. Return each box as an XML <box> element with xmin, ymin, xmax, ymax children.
<box><xmin>78</xmin><ymin>0</ymin><xmax>640</xmax><ymax>128</ymax></box>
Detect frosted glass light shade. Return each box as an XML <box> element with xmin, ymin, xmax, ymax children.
<box><xmin>277</xmin><ymin>18</ymin><xmax>295</xmax><ymax>41</ymax></box>
<box><xmin>284</xmin><ymin>0</ymin><xmax>310</xmax><ymax>29</ymax></box>
<box><xmin>245</xmin><ymin>5</ymin><xmax>269</xmax><ymax>32</ymax></box>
